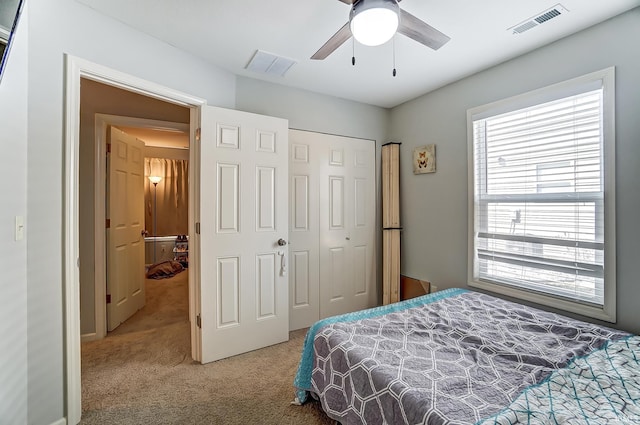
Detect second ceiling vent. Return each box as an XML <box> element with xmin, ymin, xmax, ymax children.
<box><xmin>509</xmin><ymin>4</ymin><xmax>569</xmax><ymax>35</ymax></box>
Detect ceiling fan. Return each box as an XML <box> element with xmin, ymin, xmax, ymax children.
<box><xmin>311</xmin><ymin>0</ymin><xmax>451</xmax><ymax>60</ymax></box>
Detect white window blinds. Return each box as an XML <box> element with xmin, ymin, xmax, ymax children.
<box><xmin>471</xmin><ymin>88</ymin><xmax>605</xmax><ymax>306</ymax></box>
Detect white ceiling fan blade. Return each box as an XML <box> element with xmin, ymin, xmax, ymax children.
<box><xmin>398</xmin><ymin>8</ymin><xmax>450</xmax><ymax>50</ymax></box>
<box><xmin>311</xmin><ymin>22</ymin><xmax>352</xmax><ymax>60</ymax></box>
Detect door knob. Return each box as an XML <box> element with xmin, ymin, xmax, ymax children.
<box><xmin>277</xmin><ymin>238</ymin><xmax>287</xmax><ymax>246</ymax></box>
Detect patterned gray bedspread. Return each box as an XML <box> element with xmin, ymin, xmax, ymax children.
<box><xmin>294</xmin><ymin>288</ymin><xmax>637</xmax><ymax>424</ymax></box>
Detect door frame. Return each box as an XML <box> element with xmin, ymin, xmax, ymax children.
<box><xmin>64</xmin><ymin>54</ymin><xmax>205</xmax><ymax>424</ymax></box>
<box><xmin>88</xmin><ymin>114</ymin><xmax>190</xmax><ymax>342</ymax></box>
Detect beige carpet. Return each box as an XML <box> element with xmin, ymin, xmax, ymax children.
<box><xmin>81</xmin><ymin>271</ymin><xmax>334</xmax><ymax>424</ymax></box>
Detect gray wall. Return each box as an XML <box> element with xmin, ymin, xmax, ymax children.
<box><xmin>0</xmin><ymin>5</ymin><xmax>28</xmax><ymax>423</ymax></box>
<box><xmin>388</xmin><ymin>8</ymin><xmax>640</xmax><ymax>335</ymax></box>
<box><xmin>236</xmin><ymin>76</ymin><xmax>389</xmax><ymax>142</ymax></box>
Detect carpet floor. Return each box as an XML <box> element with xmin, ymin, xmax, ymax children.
<box><xmin>81</xmin><ymin>270</ymin><xmax>333</xmax><ymax>424</ymax></box>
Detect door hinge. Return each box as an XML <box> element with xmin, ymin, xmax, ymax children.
<box><xmin>106</xmin><ymin>294</ymin><xmax>111</xmax><ymax>304</ymax></box>
<box><xmin>196</xmin><ymin>314</ymin><xmax>201</xmax><ymax>328</ymax></box>
<box><xmin>195</xmin><ymin>128</ymin><xmax>201</xmax><ymax>142</ymax></box>
<box><xmin>106</xmin><ymin>143</ymin><xmax>111</xmax><ymax>154</ymax></box>
<box><xmin>195</xmin><ymin>222</ymin><xmax>201</xmax><ymax>234</ymax></box>
<box><xmin>106</xmin><ymin>219</ymin><xmax>110</xmax><ymax>229</ymax></box>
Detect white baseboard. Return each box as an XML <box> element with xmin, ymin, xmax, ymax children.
<box><xmin>81</xmin><ymin>332</ymin><xmax>98</xmax><ymax>343</ymax></box>
<box><xmin>50</xmin><ymin>418</ymin><xmax>66</xmax><ymax>425</ymax></box>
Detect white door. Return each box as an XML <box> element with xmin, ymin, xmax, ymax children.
<box><xmin>289</xmin><ymin>130</ymin><xmax>376</xmax><ymax>329</ymax></box>
<box><xmin>107</xmin><ymin>127</ymin><xmax>146</xmax><ymax>331</ymax></box>
<box><xmin>289</xmin><ymin>132</ymin><xmax>320</xmax><ymax>330</ymax></box>
<box><xmin>320</xmin><ymin>134</ymin><xmax>376</xmax><ymax>318</ymax></box>
<box><xmin>198</xmin><ymin>105</ymin><xmax>289</xmax><ymax>363</ymax></box>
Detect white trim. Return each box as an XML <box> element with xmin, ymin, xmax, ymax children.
<box><xmin>468</xmin><ymin>70</ymin><xmax>607</xmax><ymax>121</ymax></box>
<box><xmin>49</xmin><ymin>418</ymin><xmax>67</xmax><ymax>425</ymax></box>
<box><xmin>64</xmin><ymin>53</ymin><xmax>82</xmax><ymax>425</ymax></box>
<box><xmin>64</xmin><ymin>54</ymin><xmax>205</xmax><ymax>424</ymax></box>
<box><xmin>601</xmin><ymin>66</ymin><xmax>616</xmax><ymax>323</ymax></box>
<box><xmin>190</xmin><ymin>106</ymin><xmax>202</xmax><ymax>362</ymax></box>
<box><xmin>466</xmin><ymin>67</ymin><xmax>616</xmax><ymax>323</ymax></box>
<box><xmin>177</xmin><ymin>114</ymin><xmax>207</xmax><ymax>358</ymax></box>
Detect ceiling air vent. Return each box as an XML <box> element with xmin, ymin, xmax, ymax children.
<box><xmin>509</xmin><ymin>4</ymin><xmax>569</xmax><ymax>35</ymax></box>
<box><xmin>245</xmin><ymin>50</ymin><xmax>297</xmax><ymax>77</ymax></box>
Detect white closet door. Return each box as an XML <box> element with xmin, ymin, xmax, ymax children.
<box><xmin>319</xmin><ymin>134</ymin><xmax>376</xmax><ymax>318</ymax></box>
<box><xmin>289</xmin><ymin>131</ymin><xmax>320</xmax><ymax>330</ymax></box>
<box><xmin>289</xmin><ymin>130</ymin><xmax>376</xmax><ymax>330</ymax></box>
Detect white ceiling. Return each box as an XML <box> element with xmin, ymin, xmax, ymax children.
<box><xmin>76</xmin><ymin>0</ymin><xmax>639</xmax><ymax>108</ymax></box>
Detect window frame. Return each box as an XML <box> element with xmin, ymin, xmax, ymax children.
<box><xmin>467</xmin><ymin>67</ymin><xmax>616</xmax><ymax>322</ymax></box>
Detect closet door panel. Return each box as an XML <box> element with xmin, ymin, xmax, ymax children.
<box><xmin>289</xmin><ymin>130</ymin><xmax>376</xmax><ymax>327</ymax></box>
<box><xmin>320</xmin><ymin>133</ymin><xmax>375</xmax><ymax>318</ymax></box>
<box><xmin>288</xmin><ymin>136</ymin><xmax>320</xmax><ymax>330</ymax></box>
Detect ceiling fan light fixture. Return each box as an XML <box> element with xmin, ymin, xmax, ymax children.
<box><xmin>350</xmin><ymin>0</ymin><xmax>400</xmax><ymax>47</ymax></box>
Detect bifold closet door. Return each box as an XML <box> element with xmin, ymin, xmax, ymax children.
<box><xmin>289</xmin><ymin>132</ymin><xmax>320</xmax><ymax>330</ymax></box>
<box><xmin>319</xmin><ymin>135</ymin><xmax>376</xmax><ymax>318</ymax></box>
<box><xmin>289</xmin><ymin>130</ymin><xmax>376</xmax><ymax>330</ymax></box>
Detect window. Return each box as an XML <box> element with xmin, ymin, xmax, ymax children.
<box><xmin>467</xmin><ymin>68</ymin><xmax>615</xmax><ymax>322</ymax></box>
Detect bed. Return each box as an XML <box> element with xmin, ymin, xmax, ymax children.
<box><xmin>293</xmin><ymin>288</ymin><xmax>640</xmax><ymax>424</ymax></box>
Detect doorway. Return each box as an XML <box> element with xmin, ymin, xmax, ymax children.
<box><xmin>65</xmin><ymin>55</ymin><xmax>205</xmax><ymax>424</ymax></box>
<box><xmin>78</xmin><ymin>80</ymin><xmax>194</xmax><ymax>402</ymax></box>
<box><xmin>79</xmin><ymin>115</ymin><xmax>189</xmax><ymax>341</ymax></box>
<box><xmin>78</xmin><ymin>88</ymin><xmax>192</xmax><ymax>341</ymax></box>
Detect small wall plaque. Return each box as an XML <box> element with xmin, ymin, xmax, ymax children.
<box><xmin>413</xmin><ymin>144</ymin><xmax>436</xmax><ymax>174</ymax></box>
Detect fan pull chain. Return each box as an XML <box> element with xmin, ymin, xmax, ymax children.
<box><xmin>352</xmin><ymin>37</ymin><xmax>356</xmax><ymax>66</ymax></box>
<box><xmin>392</xmin><ymin>35</ymin><xmax>397</xmax><ymax>77</ymax></box>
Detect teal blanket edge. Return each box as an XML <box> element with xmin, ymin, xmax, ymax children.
<box><xmin>293</xmin><ymin>287</ymin><xmax>467</xmax><ymax>403</ymax></box>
